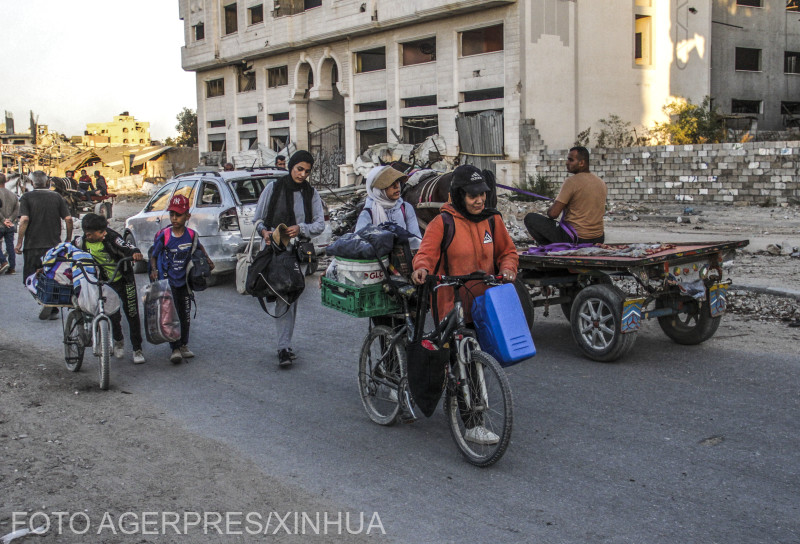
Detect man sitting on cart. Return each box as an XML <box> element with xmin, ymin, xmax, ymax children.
<box><xmin>523</xmin><ymin>146</ymin><xmax>607</xmax><ymax>246</ymax></box>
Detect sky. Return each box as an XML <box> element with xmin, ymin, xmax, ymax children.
<box><xmin>0</xmin><ymin>1</ymin><xmax>196</xmax><ymax>141</ymax></box>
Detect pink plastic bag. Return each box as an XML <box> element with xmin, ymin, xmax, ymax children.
<box><xmin>143</xmin><ymin>280</ymin><xmax>181</xmax><ymax>344</ymax></box>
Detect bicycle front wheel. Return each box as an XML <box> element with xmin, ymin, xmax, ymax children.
<box><xmin>358</xmin><ymin>325</ymin><xmax>405</xmax><ymax>426</ymax></box>
<box><xmin>97</xmin><ymin>319</ymin><xmax>110</xmax><ymax>390</ymax></box>
<box><xmin>445</xmin><ymin>350</ymin><xmax>513</xmax><ymax>467</ymax></box>
<box><xmin>63</xmin><ymin>310</ymin><xmax>85</xmax><ymax>372</ymax></box>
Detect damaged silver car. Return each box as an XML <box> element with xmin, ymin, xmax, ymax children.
<box><xmin>124</xmin><ymin>169</ymin><xmax>287</xmax><ymax>283</ymax></box>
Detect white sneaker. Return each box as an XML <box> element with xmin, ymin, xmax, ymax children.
<box><xmin>113</xmin><ymin>341</ymin><xmax>124</xmax><ymax>359</ymax></box>
<box><xmin>132</xmin><ymin>350</ymin><xmax>146</xmax><ymax>364</ymax></box>
<box><xmin>179</xmin><ymin>345</ymin><xmax>194</xmax><ymax>358</ymax></box>
<box><xmin>464</xmin><ymin>426</ymin><xmax>500</xmax><ymax>445</ymax></box>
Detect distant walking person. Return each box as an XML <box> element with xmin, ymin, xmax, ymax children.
<box><xmin>524</xmin><ymin>146</ymin><xmax>607</xmax><ymax>245</ymax></box>
<box><xmin>0</xmin><ymin>173</ymin><xmax>20</xmax><ymax>274</ymax></box>
<box><xmin>15</xmin><ymin>171</ymin><xmax>73</xmax><ymax>319</ymax></box>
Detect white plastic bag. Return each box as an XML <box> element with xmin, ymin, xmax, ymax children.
<box><xmin>77</xmin><ymin>283</ymin><xmax>121</xmax><ymax>316</ymax></box>
<box><xmin>236</xmin><ymin>221</ymin><xmax>261</xmax><ymax>295</ymax></box>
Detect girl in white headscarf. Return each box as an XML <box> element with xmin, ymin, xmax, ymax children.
<box><xmin>355</xmin><ymin>165</ymin><xmax>422</xmax><ymax>249</ymax></box>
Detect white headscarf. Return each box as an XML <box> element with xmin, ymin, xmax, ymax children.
<box><xmin>364</xmin><ymin>166</ymin><xmax>398</xmax><ymax>225</ymax></box>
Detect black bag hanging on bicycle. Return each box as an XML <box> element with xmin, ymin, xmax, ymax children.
<box><xmin>405</xmin><ymin>281</ymin><xmax>451</xmax><ymax>418</ymax></box>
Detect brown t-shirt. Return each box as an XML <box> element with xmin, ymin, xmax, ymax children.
<box><xmin>555</xmin><ymin>172</ymin><xmax>607</xmax><ymax>239</ymax></box>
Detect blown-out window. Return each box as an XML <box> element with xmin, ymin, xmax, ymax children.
<box><xmin>206</xmin><ymin>78</ymin><xmax>225</xmax><ymax>98</ymax></box>
<box><xmin>248</xmin><ymin>4</ymin><xmax>263</xmax><ymax>24</ymax></box>
<box><xmin>356</xmin><ymin>48</ymin><xmax>386</xmax><ymax>73</ymax></box>
<box><xmin>224</xmin><ymin>3</ymin><xmax>238</xmax><ymax>35</ymax></box>
<box><xmin>402</xmin><ymin>37</ymin><xmax>436</xmax><ymax>66</ymax></box>
<box><xmin>268</xmin><ymin>66</ymin><xmax>288</xmax><ymax>88</ymax></box>
<box><xmin>460</xmin><ymin>25</ymin><xmax>503</xmax><ymax>57</ymax></box>
<box><xmin>785</xmin><ymin>51</ymin><xmax>800</xmax><ymax>74</ymax></box>
<box><xmin>735</xmin><ymin>47</ymin><xmax>761</xmax><ymax>71</ymax></box>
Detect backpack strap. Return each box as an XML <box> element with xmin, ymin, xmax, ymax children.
<box><xmin>435</xmin><ymin>211</ymin><xmax>456</xmax><ymax>276</ymax></box>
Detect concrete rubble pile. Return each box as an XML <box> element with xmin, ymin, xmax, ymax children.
<box><xmin>727</xmin><ymin>291</ymin><xmax>800</xmax><ymax>324</ymax></box>
<box><xmin>353</xmin><ymin>135</ymin><xmax>449</xmax><ymax>177</ymax></box>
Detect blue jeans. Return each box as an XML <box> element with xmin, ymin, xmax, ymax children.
<box><xmin>0</xmin><ymin>224</ymin><xmax>16</xmax><ymax>270</ymax></box>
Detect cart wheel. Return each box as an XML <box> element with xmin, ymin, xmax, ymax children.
<box><xmin>513</xmin><ymin>278</ymin><xmax>534</xmax><ymax>330</ymax></box>
<box><xmin>570</xmin><ymin>284</ymin><xmax>636</xmax><ymax>362</ymax></box>
<box><xmin>561</xmin><ymin>276</ymin><xmax>612</xmax><ymax>320</ymax></box>
<box><xmin>656</xmin><ymin>295</ymin><xmax>721</xmax><ymax>345</ymax></box>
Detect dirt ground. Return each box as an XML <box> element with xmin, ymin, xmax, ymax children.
<box><xmin>1</xmin><ymin>191</ymin><xmax>798</xmax><ymax>542</ymax></box>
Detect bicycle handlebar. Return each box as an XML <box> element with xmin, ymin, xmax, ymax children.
<box><xmin>65</xmin><ymin>256</ymin><xmax>133</xmax><ymax>286</ymax></box>
<box><xmin>426</xmin><ymin>272</ymin><xmax>503</xmax><ymax>287</ymax></box>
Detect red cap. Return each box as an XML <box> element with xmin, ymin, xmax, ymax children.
<box><xmin>167</xmin><ymin>194</ymin><xmax>190</xmax><ymax>215</ymax></box>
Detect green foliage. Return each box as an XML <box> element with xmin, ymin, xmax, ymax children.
<box><xmin>596</xmin><ymin>114</ymin><xmax>639</xmax><ymax>148</ymax></box>
<box><xmin>650</xmin><ymin>96</ymin><xmax>725</xmax><ymax>145</ymax></box>
<box><xmin>164</xmin><ymin>136</ymin><xmax>176</xmax><ymax>146</ymax></box>
<box><xmin>574</xmin><ymin>127</ymin><xmax>591</xmax><ymax>147</ymax></box>
<box><xmin>509</xmin><ymin>174</ymin><xmax>554</xmax><ymax>202</ymax></box>
<box><xmin>174</xmin><ymin>108</ymin><xmax>198</xmax><ymax>147</ymax></box>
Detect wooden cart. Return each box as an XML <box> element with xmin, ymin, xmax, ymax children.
<box><xmin>516</xmin><ymin>240</ymin><xmax>749</xmax><ymax>362</ymax></box>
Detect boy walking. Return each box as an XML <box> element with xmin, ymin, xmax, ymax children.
<box><xmin>74</xmin><ymin>213</ymin><xmax>146</xmax><ymax>364</ymax></box>
<box><xmin>149</xmin><ymin>194</ymin><xmax>214</xmax><ymax>364</ymax></box>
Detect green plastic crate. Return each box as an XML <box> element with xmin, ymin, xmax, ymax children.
<box><xmin>320</xmin><ymin>276</ymin><xmax>401</xmax><ymax>318</ymax></box>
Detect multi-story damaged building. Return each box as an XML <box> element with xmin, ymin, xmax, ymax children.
<box><xmin>711</xmin><ymin>0</ymin><xmax>800</xmax><ymax>132</ymax></box>
<box><xmin>180</xmin><ymin>0</ymin><xmax>791</xmax><ymax>185</ymax></box>
<box><xmin>84</xmin><ymin>112</ymin><xmax>152</xmax><ymax>147</ymax></box>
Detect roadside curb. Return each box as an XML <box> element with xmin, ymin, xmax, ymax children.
<box><xmin>733</xmin><ymin>283</ymin><xmax>800</xmax><ymax>300</ymax></box>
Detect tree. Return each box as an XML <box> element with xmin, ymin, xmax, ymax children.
<box><xmin>174</xmin><ymin>108</ymin><xmax>198</xmax><ymax>147</ymax></box>
<box><xmin>650</xmin><ymin>96</ymin><xmax>725</xmax><ymax>145</ymax></box>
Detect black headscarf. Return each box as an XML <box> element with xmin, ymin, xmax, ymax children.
<box><xmin>287</xmin><ymin>150</ymin><xmax>315</xmax><ymax>174</ymax></box>
<box><xmin>265</xmin><ymin>150</ymin><xmax>315</xmax><ymax>228</ymax></box>
<box><xmin>449</xmin><ymin>166</ymin><xmax>500</xmax><ymax>223</ymax></box>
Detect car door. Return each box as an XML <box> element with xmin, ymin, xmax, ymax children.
<box><xmin>191</xmin><ymin>179</ymin><xmax>230</xmax><ymax>266</ymax></box>
<box><xmin>231</xmin><ymin>175</ymin><xmax>279</xmax><ymax>239</ymax></box>
<box><xmin>132</xmin><ymin>182</ymin><xmax>175</xmax><ymax>254</ymax></box>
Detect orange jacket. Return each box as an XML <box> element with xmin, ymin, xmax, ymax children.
<box><xmin>412</xmin><ymin>204</ymin><xmax>519</xmax><ymax>323</ymax></box>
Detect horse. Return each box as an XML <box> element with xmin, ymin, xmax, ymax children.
<box><xmin>401</xmin><ymin>167</ymin><xmax>497</xmax><ymax>230</ymax></box>
<box><xmin>5</xmin><ymin>173</ymin><xmax>32</xmax><ymax>197</ymax></box>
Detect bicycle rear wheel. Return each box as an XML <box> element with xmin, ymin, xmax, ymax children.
<box><xmin>97</xmin><ymin>319</ymin><xmax>110</xmax><ymax>390</ymax></box>
<box><xmin>358</xmin><ymin>325</ymin><xmax>405</xmax><ymax>426</ymax></box>
<box><xmin>63</xmin><ymin>310</ymin><xmax>85</xmax><ymax>372</ymax></box>
<box><xmin>445</xmin><ymin>350</ymin><xmax>513</xmax><ymax>467</ymax></box>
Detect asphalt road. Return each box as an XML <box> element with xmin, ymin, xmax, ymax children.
<box><xmin>3</xmin><ymin>273</ymin><xmax>799</xmax><ymax>544</ymax></box>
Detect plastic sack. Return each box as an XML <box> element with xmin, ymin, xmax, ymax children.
<box><xmin>143</xmin><ymin>280</ymin><xmax>181</xmax><ymax>345</ymax></box>
<box><xmin>77</xmin><ymin>283</ymin><xmax>121</xmax><ymax>316</ymax></box>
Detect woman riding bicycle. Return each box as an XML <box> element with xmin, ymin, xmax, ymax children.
<box><xmin>411</xmin><ymin>165</ymin><xmax>518</xmax><ymax>320</ymax></box>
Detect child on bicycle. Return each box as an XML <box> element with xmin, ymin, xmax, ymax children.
<box><xmin>73</xmin><ymin>213</ymin><xmax>146</xmax><ymax>364</ymax></box>
<box><xmin>149</xmin><ymin>194</ymin><xmax>214</xmax><ymax>364</ymax></box>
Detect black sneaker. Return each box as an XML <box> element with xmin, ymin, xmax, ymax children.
<box><xmin>285</xmin><ymin>347</ymin><xmax>297</xmax><ymax>360</ymax></box>
<box><xmin>278</xmin><ymin>349</ymin><xmax>293</xmax><ymax>367</ymax></box>
<box><xmin>39</xmin><ymin>306</ymin><xmax>55</xmax><ymax>320</ymax></box>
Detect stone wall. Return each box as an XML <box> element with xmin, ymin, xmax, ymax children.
<box><xmin>529</xmin><ymin>141</ymin><xmax>800</xmax><ymax>206</ymax></box>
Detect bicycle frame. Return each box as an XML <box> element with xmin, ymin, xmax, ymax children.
<box><xmin>70</xmin><ymin>256</ymin><xmax>133</xmax><ymax>353</ymax></box>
